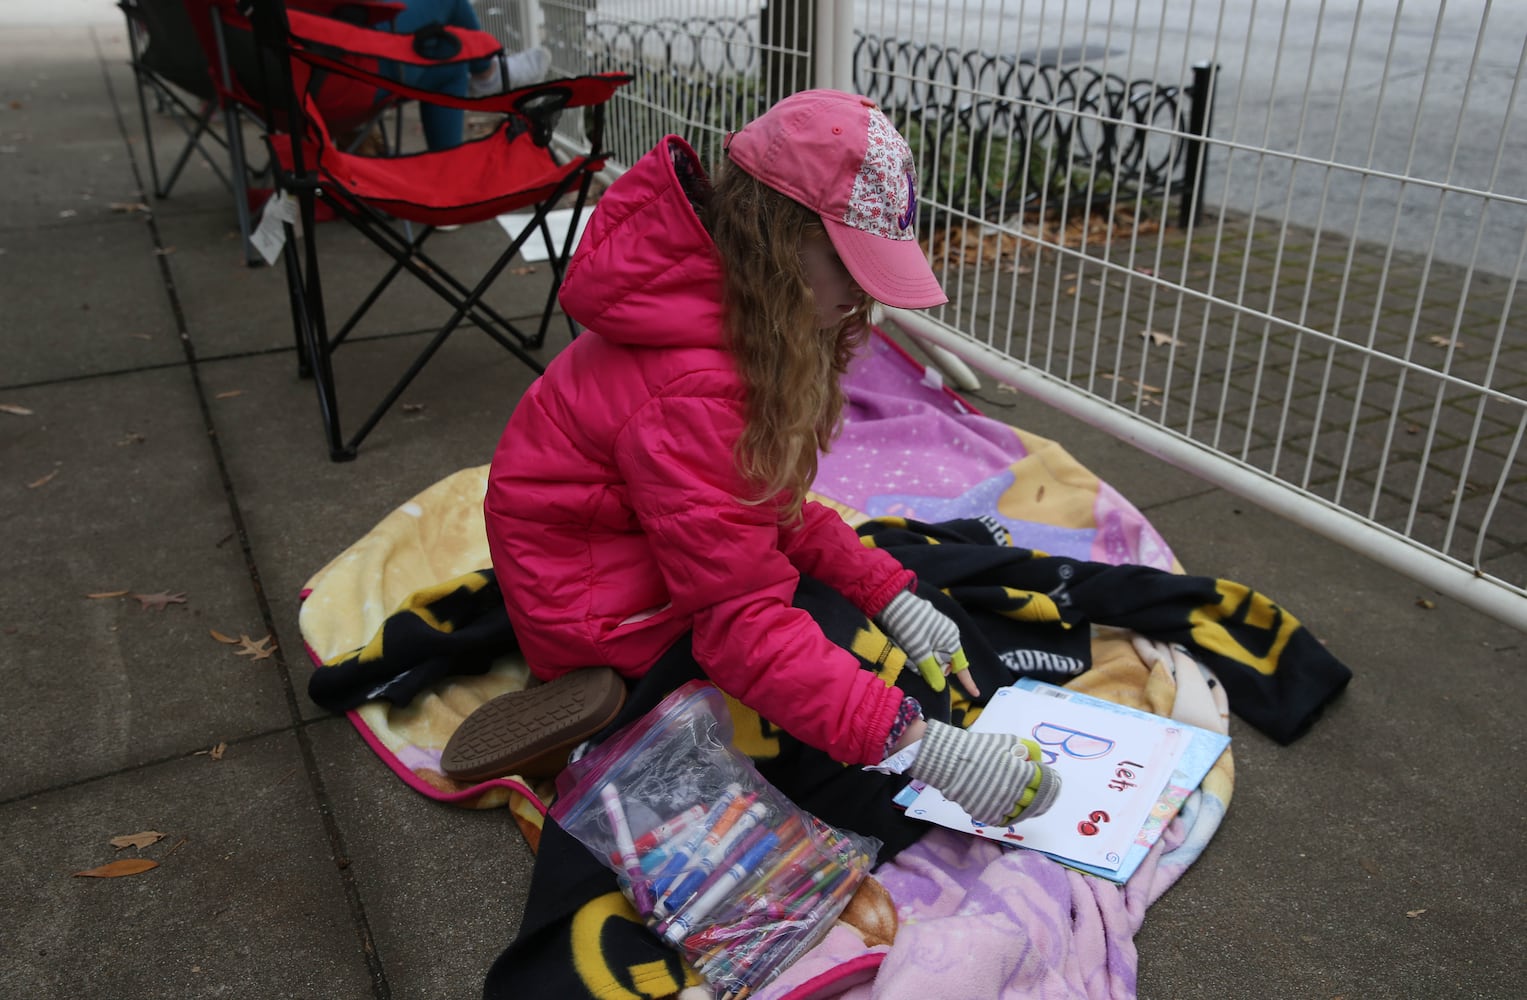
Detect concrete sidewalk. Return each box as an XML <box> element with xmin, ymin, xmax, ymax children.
<box><xmin>2</xmin><ymin>16</ymin><xmax>1523</xmax><ymax>1000</ymax></box>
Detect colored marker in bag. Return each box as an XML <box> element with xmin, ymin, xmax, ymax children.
<box><xmin>660</xmin><ymin>815</ymin><xmax>773</xmax><ymax>919</ymax></box>
<box><xmin>650</xmin><ymin>789</ymin><xmax>740</xmax><ymax>897</ymax></box>
<box><xmin>660</xmin><ymin>789</ymin><xmax>757</xmax><ymax>909</ymax></box>
<box><xmin>650</xmin><ymin>782</ymin><xmax>743</xmax><ymax>894</ymax></box>
<box><xmin>660</xmin><ymin>831</ymin><xmax>780</xmax><ymax>945</ymax></box>
<box><xmin>658</xmin><ymin>800</ymin><xmax>770</xmax><ymax>915</ymax></box>
<box><xmin>682</xmin><ymin>883</ymin><xmax>794</xmax><ymax>954</ymax></box>
<box><xmin>696</xmin><ymin>792</ymin><xmax>757</xmax><ymax>857</ymax></box>
<box><xmin>750</xmin><ymin>823</ymin><xmax>814</xmax><ymax>894</ymax></box>
<box><xmin>761</xmin><ymin>876</ymin><xmax>864</xmax><ymax>980</ymax></box>
<box><xmin>791</xmin><ymin>856</ymin><xmax>857</xmax><ymax>917</ymax></box>
<box><xmin>779</xmin><ymin>859</ymin><xmax>840</xmax><ymax>910</ymax></box>
<box><xmin>632</xmin><ymin>803</ymin><xmax>706</xmax><ymax>855</ymax></box>
<box><xmin>607</xmin><ymin>806</ymin><xmax>702</xmax><ymax>867</ymax></box>
<box><xmin>599</xmin><ymin>782</ymin><xmax>654</xmax><ymax>917</ymax></box>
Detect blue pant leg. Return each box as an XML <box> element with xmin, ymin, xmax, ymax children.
<box><xmin>393</xmin><ymin>0</ymin><xmax>479</xmax><ymax>150</ymax></box>
<box><xmin>405</xmin><ymin>61</ymin><xmax>468</xmax><ymax>150</ymax></box>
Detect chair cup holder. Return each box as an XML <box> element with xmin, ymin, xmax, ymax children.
<box><xmin>514</xmin><ymin>87</ymin><xmax>572</xmax><ymax>147</ymax></box>
<box><xmin>410</xmin><ymin>23</ymin><xmax>461</xmax><ymax>62</ymax></box>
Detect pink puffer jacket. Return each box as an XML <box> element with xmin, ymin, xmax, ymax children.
<box><xmin>483</xmin><ymin>136</ymin><xmax>915</xmax><ymax>765</ymax></box>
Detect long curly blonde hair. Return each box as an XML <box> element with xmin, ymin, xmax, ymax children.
<box><xmin>704</xmin><ymin>165</ymin><xmax>872</xmax><ymax>522</ymax></box>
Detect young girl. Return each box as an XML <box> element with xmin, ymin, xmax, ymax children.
<box><xmin>480</xmin><ymin>89</ymin><xmax>1058</xmax><ymax>831</ymax></box>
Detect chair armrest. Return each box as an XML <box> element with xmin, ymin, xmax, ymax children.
<box><xmin>288</xmin><ymin>0</ymin><xmax>406</xmax><ymax>28</ymax></box>
<box><xmin>285</xmin><ymin>7</ymin><xmax>501</xmax><ymax>65</ymax></box>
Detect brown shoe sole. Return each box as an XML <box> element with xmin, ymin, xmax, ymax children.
<box><xmin>441</xmin><ymin>667</ymin><xmax>627</xmax><ymax>781</ymax></box>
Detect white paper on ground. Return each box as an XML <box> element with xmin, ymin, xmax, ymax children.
<box><xmin>495</xmin><ymin>206</ymin><xmax>593</xmax><ymax>262</ymax></box>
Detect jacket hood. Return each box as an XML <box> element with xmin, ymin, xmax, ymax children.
<box><xmin>558</xmin><ymin>136</ymin><xmax>726</xmax><ymax>349</ymax></box>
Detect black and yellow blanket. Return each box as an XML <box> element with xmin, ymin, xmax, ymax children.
<box><xmin>305</xmin><ymin>512</ymin><xmax>1348</xmax><ymax>1000</ymax></box>
<box><xmin>309</xmin><ymin>515</ymin><xmax>1349</xmax><ymax>748</ymax></box>
<box><xmin>297</xmin><ymin>339</ymin><xmax>1357</xmax><ymax>998</ymax></box>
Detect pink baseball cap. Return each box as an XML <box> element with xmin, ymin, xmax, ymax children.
<box><xmin>724</xmin><ymin>89</ymin><xmax>948</xmax><ymax>310</ymax></box>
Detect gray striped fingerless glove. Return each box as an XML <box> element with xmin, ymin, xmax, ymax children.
<box><xmin>909</xmin><ymin>719</ymin><xmax>1061</xmax><ymax>825</ymax></box>
<box><xmin>875</xmin><ymin>589</ymin><xmax>969</xmax><ymax>692</ymax></box>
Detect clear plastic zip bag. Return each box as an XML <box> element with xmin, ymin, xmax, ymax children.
<box><xmin>551</xmin><ymin>680</ymin><xmax>881</xmax><ymax>999</ymax></box>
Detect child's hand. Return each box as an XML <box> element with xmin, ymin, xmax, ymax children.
<box><xmin>874</xmin><ymin>590</ymin><xmax>980</xmax><ymax>698</ymax></box>
<box><xmin>907</xmin><ymin>721</ymin><xmax>1061</xmax><ymax>825</ymax></box>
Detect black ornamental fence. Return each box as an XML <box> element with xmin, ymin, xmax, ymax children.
<box><xmin>561</xmin><ymin>13</ymin><xmax>1217</xmax><ymax>230</ymax></box>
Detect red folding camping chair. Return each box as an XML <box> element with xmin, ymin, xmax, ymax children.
<box><xmin>121</xmin><ymin>0</ymin><xmax>411</xmax><ymax>265</ymax></box>
<box><xmin>244</xmin><ymin>0</ymin><xmax>631</xmax><ymax>460</ymax></box>
<box><xmin>119</xmin><ymin>0</ymin><xmax>237</xmax><ymax>201</ymax></box>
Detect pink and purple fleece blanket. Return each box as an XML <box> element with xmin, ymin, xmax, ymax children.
<box><xmin>748</xmin><ymin>333</ymin><xmax>1232</xmax><ymax>1000</ymax></box>
<box><xmin>820</xmin><ymin>334</ymin><xmax>1177</xmax><ymax>573</ymax></box>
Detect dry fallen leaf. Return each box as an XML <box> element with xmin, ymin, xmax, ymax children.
<box><xmin>27</xmin><ymin>469</ymin><xmax>58</xmax><ymax>489</ymax></box>
<box><xmin>0</xmin><ymin>403</ymin><xmax>34</xmax><ymax>416</ymax></box>
<box><xmin>73</xmin><ymin>858</ymin><xmax>158</xmax><ymax>878</ymax></box>
<box><xmin>195</xmin><ymin>742</ymin><xmax>228</xmax><ymax>760</ymax></box>
<box><xmin>214</xmin><ymin>390</ymin><xmax>244</xmax><ymax>400</ymax></box>
<box><xmin>209</xmin><ymin>629</ymin><xmax>240</xmax><ymax>644</ymax></box>
<box><xmin>1143</xmin><ymin>329</ymin><xmax>1181</xmax><ymax>347</ymax></box>
<box><xmin>133</xmin><ymin>591</ymin><xmax>187</xmax><ymax>611</ymax></box>
<box><xmin>1426</xmin><ymin>335</ymin><xmax>1462</xmax><ymax>350</ymax></box>
<box><xmin>110</xmin><ymin>830</ymin><xmax>166</xmax><ymax>850</ymax></box>
<box><xmin>1360</xmin><ymin>858</ymin><xmax>1382</xmax><ymax>876</ymax></box>
<box><xmin>1416</xmin><ymin>597</ymin><xmax>1437</xmax><ymax>610</ymax></box>
<box><xmin>1101</xmin><ymin>373</ymin><xmax>1163</xmax><ymax>395</ymax></box>
<box><xmin>86</xmin><ymin>590</ymin><xmax>130</xmax><ymax>599</ymax></box>
<box><xmin>1406</xmin><ymin>908</ymin><xmax>1427</xmax><ymax>918</ymax></box>
<box><xmin>234</xmin><ymin>634</ymin><xmax>277</xmax><ymax>660</ymax></box>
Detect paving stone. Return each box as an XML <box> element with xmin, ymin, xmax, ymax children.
<box><xmin>0</xmin><ymin>730</ymin><xmax>375</xmax><ymax>1000</ymax></box>
<box><xmin>0</xmin><ymin>368</ymin><xmax>293</xmax><ymax>799</ymax></box>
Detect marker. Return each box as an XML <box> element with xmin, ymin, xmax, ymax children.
<box><xmin>779</xmin><ymin>860</ymin><xmax>839</xmax><ymax>909</ymax></box>
<box><xmin>661</xmin><ymin>813</ymin><xmax>772</xmax><ymax>918</ymax></box>
<box><xmin>762</xmin><ymin>874</ymin><xmax>862</xmax><ymax>979</ymax></box>
<box><xmin>608</xmin><ymin>805</ymin><xmax>707</xmax><ymax>867</ymax></box>
<box><xmin>650</xmin><ymin>782</ymin><xmax>743</xmax><ymax>895</ymax></box>
<box><xmin>632</xmin><ymin>804</ymin><xmax>706</xmax><ymax>855</ymax></box>
<box><xmin>600</xmin><ymin>782</ymin><xmax>653</xmax><ymax>916</ymax></box>
<box><xmin>657</xmin><ymin>800</ymin><xmax>770</xmax><ymax>916</ymax></box>
<box><xmin>751</xmin><ymin>826</ymin><xmax>814</xmax><ymax>893</ymax></box>
<box><xmin>699</xmin><ymin>793</ymin><xmax>757</xmax><ymax>853</ymax></box>
<box><xmin>659</xmin><ymin>831</ymin><xmax>780</xmax><ymax>945</ymax></box>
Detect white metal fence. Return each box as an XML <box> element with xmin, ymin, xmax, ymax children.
<box><xmin>476</xmin><ymin>1</ymin><xmax>1527</xmax><ymax>630</ymax></box>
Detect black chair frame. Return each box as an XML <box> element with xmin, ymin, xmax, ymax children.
<box><xmin>246</xmin><ymin>0</ymin><xmax>626</xmax><ymax>460</ymax></box>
